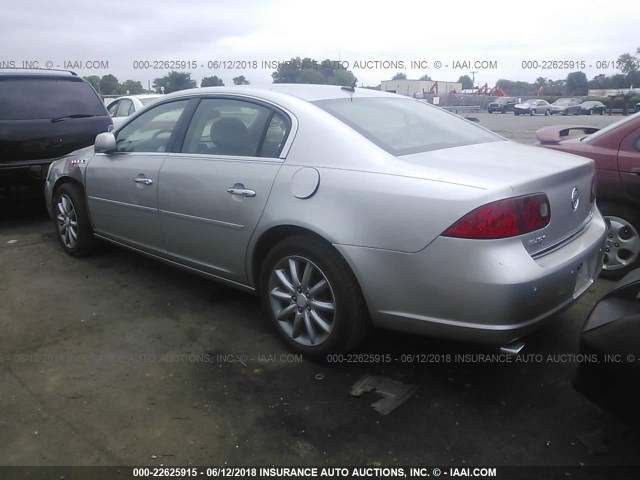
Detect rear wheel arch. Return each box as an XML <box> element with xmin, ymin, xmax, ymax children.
<box><xmin>251</xmin><ymin>225</ymin><xmax>341</xmax><ymax>288</ymax></box>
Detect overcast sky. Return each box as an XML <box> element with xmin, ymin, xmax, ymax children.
<box><xmin>1</xmin><ymin>0</ymin><xmax>638</xmax><ymax>89</ymax></box>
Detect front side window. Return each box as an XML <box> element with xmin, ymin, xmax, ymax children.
<box><xmin>115</xmin><ymin>100</ymin><xmax>189</xmax><ymax>153</ymax></box>
<box><xmin>315</xmin><ymin>97</ymin><xmax>501</xmax><ymax>155</ymax></box>
<box><xmin>182</xmin><ymin>98</ymin><xmax>283</xmax><ymax>157</ymax></box>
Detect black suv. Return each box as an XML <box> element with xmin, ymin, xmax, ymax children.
<box><xmin>0</xmin><ymin>69</ymin><xmax>112</xmax><ymax>186</ymax></box>
<box><xmin>487</xmin><ymin>97</ymin><xmax>518</xmax><ymax>113</ymax></box>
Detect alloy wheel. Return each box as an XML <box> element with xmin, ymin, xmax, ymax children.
<box><xmin>56</xmin><ymin>194</ymin><xmax>79</xmax><ymax>249</ymax></box>
<box><xmin>603</xmin><ymin>216</ymin><xmax>640</xmax><ymax>271</ymax></box>
<box><xmin>268</xmin><ymin>256</ymin><xmax>336</xmax><ymax>346</ymax></box>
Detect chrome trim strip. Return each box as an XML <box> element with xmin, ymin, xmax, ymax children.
<box><xmin>87</xmin><ymin>196</ymin><xmax>157</xmax><ymax>213</ymax></box>
<box><xmin>159</xmin><ymin>209</ymin><xmax>244</xmax><ymax>230</ymax></box>
<box><xmin>531</xmin><ymin>211</ymin><xmax>593</xmax><ymax>259</ymax></box>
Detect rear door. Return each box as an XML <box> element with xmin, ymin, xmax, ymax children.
<box><xmin>85</xmin><ymin>99</ymin><xmax>192</xmax><ymax>254</ymax></box>
<box><xmin>158</xmin><ymin>97</ymin><xmax>290</xmax><ymax>284</ymax></box>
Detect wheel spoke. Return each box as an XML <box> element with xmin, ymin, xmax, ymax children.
<box><xmin>275</xmin><ymin>269</ymin><xmax>295</xmax><ymax>294</ymax></box>
<box><xmin>291</xmin><ymin>311</ymin><xmax>304</xmax><ymax>338</ymax></box>
<box><xmin>57</xmin><ymin>202</ymin><xmax>65</xmax><ymax>215</ymax></box>
<box><xmin>271</xmin><ymin>288</ymin><xmax>293</xmax><ymax>302</ymax></box>
<box><xmin>62</xmin><ymin>195</ymin><xmax>71</xmax><ymax>213</ymax></box>
<box><xmin>308</xmin><ymin>279</ymin><xmax>327</xmax><ymax>297</ymax></box>
<box><xmin>288</xmin><ymin>258</ymin><xmax>301</xmax><ymax>287</ymax></box>
<box><xmin>310</xmin><ymin>299</ymin><xmax>335</xmax><ymax>313</ymax></box>
<box><xmin>310</xmin><ymin>309</ymin><xmax>331</xmax><ymax>333</ymax></box>
<box><xmin>69</xmin><ymin>227</ymin><xmax>77</xmax><ymax>241</ymax></box>
<box><xmin>301</xmin><ymin>262</ymin><xmax>312</xmax><ymax>291</ymax></box>
<box><xmin>277</xmin><ymin>303</ymin><xmax>297</xmax><ymax>320</ymax></box>
<box><xmin>303</xmin><ymin>310</ymin><xmax>316</xmax><ymax>345</ymax></box>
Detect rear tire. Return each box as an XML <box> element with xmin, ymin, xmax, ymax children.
<box><xmin>52</xmin><ymin>183</ymin><xmax>97</xmax><ymax>257</ymax></box>
<box><xmin>259</xmin><ymin>235</ymin><xmax>370</xmax><ymax>359</ymax></box>
<box><xmin>530</xmin><ymin>109</ymin><xmax>535</xmax><ymax>116</ymax></box>
<box><xmin>598</xmin><ymin>201</ymin><xmax>640</xmax><ymax>279</ymax></box>
<box><xmin>545</xmin><ymin>109</ymin><xmax>550</xmax><ymax>116</ymax></box>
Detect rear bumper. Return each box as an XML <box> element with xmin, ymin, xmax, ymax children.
<box><xmin>336</xmin><ymin>209</ymin><xmax>607</xmax><ymax>344</ymax></box>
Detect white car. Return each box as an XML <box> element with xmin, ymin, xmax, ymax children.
<box><xmin>106</xmin><ymin>95</ymin><xmax>162</xmax><ymax>128</ymax></box>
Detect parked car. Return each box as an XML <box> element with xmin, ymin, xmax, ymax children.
<box><xmin>536</xmin><ymin>112</ymin><xmax>640</xmax><ymax>278</ymax></box>
<box><xmin>487</xmin><ymin>97</ymin><xmax>518</xmax><ymax>113</ymax></box>
<box><xmin>106</xmin><ymin>94</ymin><xmax>162</xmax><ymax>128</ymax></box>
<box><xmin>635</xmin><ymin>102</ymin><xmax>640</xmax><ymax>113</ymax></box>
<box><xmin>574</xmin><ymin>269</ymin><xmax>640</xmax><ymax>426</ymax></box>
<box><xmin>0</xmin><ymin>69</ymin><xmax>112</xmax><ymax>186</ymax></box>
<box><xmin>514</xmin><ymin>99</ymin><xmax>551</xmax><ymax>116</ymax></box>
<box><xmin>579</xmin><ymin>100</ymin><xmax>606</xmax><ymax>115</ymax></box>
<box><xmin>45</xmin><ymin>85</ymin><xmax>606</xmax><ymax>356</ymax></box>
<box><xmin>549</xmin><ymin>98</ymin><xmax>582</xmax><ymax>115</ymax></box>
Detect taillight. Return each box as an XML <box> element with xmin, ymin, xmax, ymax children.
<box><xmin>590</xmin><ymin>176</ymin><xmax>597</xmax><ymax>203</ymax></box>
<box><xmin>443</xmin><ymin>193</ymin><xmax>551</xmax><ymax>239</ymax></box>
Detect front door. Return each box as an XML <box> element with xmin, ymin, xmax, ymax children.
<box><xmin>85</xmin><ymin>99</ymin><xmax>191</xmax><ymax>254</ymax></box>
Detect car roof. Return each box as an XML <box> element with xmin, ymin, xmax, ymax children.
<box><xmin>164</xmin><ymin>84</ymin><xmax>398</xmax><ymax>103</ymax></box>
<box><xmin>110</xmin><ymin>94</ymin><xmax>163</xmax><ymax>101</ymax></box>
<box><xmin>0</xmin><ymin>68</ymin><xmax>78</xmax><ymax>79</ymax></box>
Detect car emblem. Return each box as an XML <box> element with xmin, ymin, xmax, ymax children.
<box><xmin>571</xmin><ymin>187</ymin><xmax>580</xmax><ymax>211</ymax></box>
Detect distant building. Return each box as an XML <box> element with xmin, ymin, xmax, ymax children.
<box><xmin>380</xmin><ymin>79</ymin><xmax>462</xmax><ymax>97</ymax></box>
<box><xmin>588</xmin><ymin>88</ymin><xmax>640</xmax><ymax>97</ymax></box>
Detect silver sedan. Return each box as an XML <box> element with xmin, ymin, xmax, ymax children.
<box><xmin>45</xmin><ymin>85</ymin><xmax>607</xmax><ymax>357</ymax></box>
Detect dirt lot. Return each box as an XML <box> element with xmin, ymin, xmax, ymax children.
<box><xmin>1</xmin><ymin>113</ymin><xmax>639</xmax><ymax>469</ymax></box>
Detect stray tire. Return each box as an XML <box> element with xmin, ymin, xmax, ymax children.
<box><xmin>598</xmin><ymin>201</ymin><xmax>640</xmax><ymax>279</ymax></box>
<box><xmin>52</xmin><ymin>182</ymin><xmax>97</xmax><ymax>257</ymax></box>
<box><xmin>260</xmin><ymin>235</ymin><xmax>370</xmax><ymax>359</ymax></box>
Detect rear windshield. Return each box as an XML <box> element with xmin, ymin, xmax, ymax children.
<box><xmin>314</xmin><ymin>97</ymin><xmax>501</xmax><ymax>155</ymax></box>
<box><xmin>0</xmin><ymin>78</ymin><xmax>107</xmax><ymax>120</ymax></box>
<box><xmin>583</xmin><ymin>111</ymin><xmax>640</xmax><ymax>143</ymax></box>
<box><xmin>139</xmin><ymin>97</ymin><xmax>161</xmax><ymax>105</ymax></box>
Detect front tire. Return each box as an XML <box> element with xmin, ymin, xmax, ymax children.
<box><xmin>598</xmin><ymin>201</ymin><xmax>640</xmax><ymax>279</ymax></box>
<box><xmin>259</xmin><ymin>235</ymin><xmax>370</xmax><ymax>358</ymax></box>
<box><xmin>52</xmin><ymin>183</ymin><xmax>96</xmax><ymax>257</ymax></box>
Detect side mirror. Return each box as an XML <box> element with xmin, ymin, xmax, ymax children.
<box><xmin>95</xmin><ymin>132</ymin><xmax>116</xmax><ymax>153</ymax></box>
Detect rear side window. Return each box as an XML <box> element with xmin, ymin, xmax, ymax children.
<box><xmin>0</xmin><ymin>78</ymin><xmax>106</xmax><ymax>120</ymax></box>
<box><xmin>315</xmin><ymin>97</ymin><xmax>501</xmax><ymax>155</ymax></box>
<box><xmin>181</xmin><ymin>98</ymin><xmax>284</xmax><ymax>157</ymax></box>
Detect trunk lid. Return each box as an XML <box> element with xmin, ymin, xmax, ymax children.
<box><xmin>401</xmin><ymin>141</ymin><xmax>596</xmax><ymax>255</ymax></box>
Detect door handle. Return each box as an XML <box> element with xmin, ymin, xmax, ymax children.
<box><xmin>227</xmin><ymin>184</ymin><xmax>256</xmax><ymax>197</ymax></box>
<box><xmin>134</xmin><ymin>177</ymin><xmax>153</xmax><ymax>185</ymax></box>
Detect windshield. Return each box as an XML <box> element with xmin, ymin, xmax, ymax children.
<box><xmin>584</xmin><ymin>111</ymin><xmax>640</xmax><ymax>143</ymax></box>
<box><xmin>0</xmin><ymin>78</ymin><xmax>107</xmax><ymax>120</ymax></box>
<box><xmin>495</xmin><ymin>98</ymin><xmax>512</xmax><ymax>104</ymax></box>
<box><xmin>314</xmin><ymin>97</ymin><xmax>502</xmax><ymax>155</ymax></box>
<box><xmin>554</xmin><ymin>99</ymin><xmax>571</xmax><ymax>105</ymax></box>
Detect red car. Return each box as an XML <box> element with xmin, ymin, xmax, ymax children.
<box><xmin>536</xmin><ymin>112</ymin><xmax>640</xmax><ymax>278</ymax></box>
